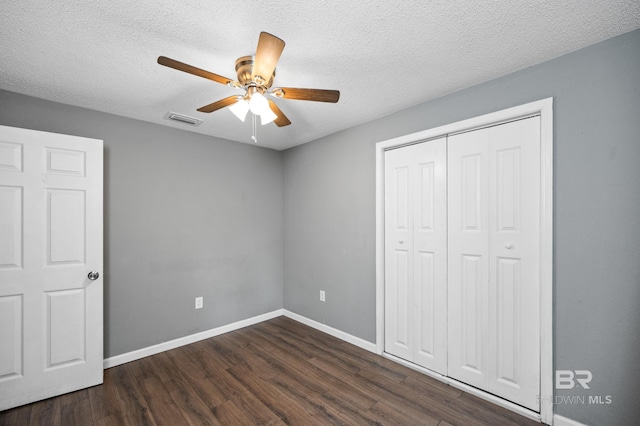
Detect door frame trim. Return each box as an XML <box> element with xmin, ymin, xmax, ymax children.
<box><xmin>374</xmin><ymin>98</ymin><xmax>553</xmax><ymax>424</ymax></box>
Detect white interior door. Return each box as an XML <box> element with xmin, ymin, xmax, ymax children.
<box><xmin>384</xmin><ymin>138</ymin><xmax>448</xmax><ymax>373</ymax></box>
<box><xmin>447</xmin><ymin>117</ymin><xmax>540</xmax><ymax>411</ymax></box>
<box><xmin>0</xmin><ymin>125</ymin><xmax>103</xmax><ymax>410</ymax></box>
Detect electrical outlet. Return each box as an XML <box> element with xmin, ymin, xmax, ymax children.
<box><xmin>319</xmin><ymin>290</ymin><xmax>326</xmax><ymax>302</ymax></box>
<box><xmin>195</xmin><ymin>296</ymin><xmax>203</xmax><ymax>309</ymax></box>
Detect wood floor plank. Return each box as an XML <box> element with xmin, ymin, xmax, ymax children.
<box><xmin>87</xmin><ymin>378</ymin><xmax>127</xmax><ymax>425</ymax></box>
<box><xmin>144</xmin><ymin>351</ymin><xmax>183</xmax><ymax>393</ymax></box>
<box><xmin>458</xmin><ymin>391</ymin><xmax>541</xmax><ymax>425</ymax></box>
<box><xmin>266</xmin><ymin>346</ymin><xmax>378</xmax><ymax>412</ymax></box>
<box><xmin>167</xmin><ymin>385</ymin><xmax>221</xmax><ymax>426</ymax></box>
<box><xmin>400</xmin><ymin>370</ymin><xmax>464</xmax><ymax>398</ymax></box>
<box><xmin>261</xmin><ymin>316</ymin><xmax>310</xmax><ymax>339</ymax></box>
<box><xmin>226</xmin><ymin>390</ymin><xmax>282</xmax><ymax>426</ymax></box>
<box><xmin>210</xmin><ymin>399</ymin><xmax>258</xmax><ymax>426</ymax></box>
<box><xmin>137</xmin><ymin>376</ymin><xmax>188</xmax><ymax>426</ymax></box>
<box><xmin>109</xmin><ymin>363</ymin><xmax>157</xmax><ymax>426</ymax></box>
<box><xmin>93</xmin><ymin>414</ymin><xmax>128</xmax><ymax>426</ymax></box>
<box><xmin>270</xmin><ymin>328</ymin><xmax>364</xmax><ymax>375</ymax></box>
<box><xmin>60</xmin><ymin>398</ymin><xmax>93</xmax><ymax>426</ymax></box>
<box><xmin>400</xmin><ymin>375</ymin><xmax>464</xmax><ymax>406</ymax></box>
<box><xmin>367</xmin><ymin>400</ymin><xmax>440</xmax><ymax>426</ymax></box>
<box><xmin>227</xmin><ymin>363</ymin><xmax>327</xmax><ymax>426</ymax></box>
<box><xmin>0</xmin><ymin>403</ymin><xmax>31</xmax><ymax>426</ymax></box>
<box><xmin>28</xmin><ymin>397</ymin><xmax>61</xmax><ymax>426</ymax></box>
<box><xmin>322</xmin><ymin>341</ymin><xmax>408</xmax><ymax>383</ymax></box>
<box><xmin>274</xmin><ymin>369</ymin><xmax>389</xmax><ymax>426</ymax></box>
<box><xmin>356</xmin><ymin>367</ymin><xmax>488</xmax><ymax>426</ymax></box>
<box><xmin>307</xmin><ymin>354</ymin><xmax>361</xmax><ymax>378</ymax></box>
<box><xmin>249</xmin><ymin>325</ymin><xmax>317</xmax><ymax>362</ymax></box>
<box><xmin>163</xmin><ymin>347</ymin><xmax>229</xmax><ymax>407</ymax></box>
<box><xmin>53</xmin><ymin>389</ymin><xmax>91</xmax><ymax>425</ymax></box>
<box><xmin>199</xmin><ymin>336</ymin><xmax>244</xmax><ymax>369</ymax></box>
<box><xmin>182</xmin><ymin>344</ymin><xmax>251</xmax><ymax>399</ymax></box>
<box><xmin>270</xmin><ymin>346</ymin><xmax>345</xmax><ymax>392</ymax></box>
<box><xmin>2</xmin><ymin>317</ymin><xmax>542</xmax><ymax>426</ymax></box>
<box><xmin>233</xmin><ymin>327</ymin><xmax>281</xmax><ymax>353</ymax></box>
<box><xmin>142</xmin><ymin>350</ymin><xmax>220</xmax><ymax>426</ymax></box>
<box><xmin>267</xmin><ymin>373</ymin><xmax>352</xmax><ymax>425</ymax></box>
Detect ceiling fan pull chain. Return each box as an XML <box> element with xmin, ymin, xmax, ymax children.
<box><xmin>251</xmin><ymin>112</ymin><xmax>258</xmax><ymax>143</ymax></box>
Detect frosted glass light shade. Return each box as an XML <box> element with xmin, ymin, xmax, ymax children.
<box><xmin>248</xmin><ymin>92</ymin><xmax>270</xmax><ymax>115</ymax></box>
<box><xmin>260</xmin><ymin>108</ymin><xmax>277</xmax><ymax>125</ymax></box>
<box><xmin>229</xmin><ymin>99</ymin><xmax>249</xmax><ymax>121</ymax></box>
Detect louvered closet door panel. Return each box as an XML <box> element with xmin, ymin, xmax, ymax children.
<box><xmin>384</xmin><ymin>138</ymin><xmax>447</xmax><ymax>372</ymax></box>
<box><xmin>447</xmin><ymin>129</ymin><xmax>491</xmax><ymax>390</ymax></box>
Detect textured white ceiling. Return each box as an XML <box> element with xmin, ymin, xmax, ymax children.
<box><xmin>1</xmin><ymin>1</ymin><xmax>639</xmax><ymax>150</ymax></box>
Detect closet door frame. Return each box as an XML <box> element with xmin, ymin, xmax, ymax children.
<box><xmin>375</xmin><ymin>98</ymin><xmax>553</xmax><ymax>424</ymax></box>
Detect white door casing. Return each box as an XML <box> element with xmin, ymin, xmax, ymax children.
<box><xmin>0</xmin><ymin>125</ymin><xmax>103</xmax><ymax>410</ymax></box>
<box><xmin>384</xmin><ymin>138</ymin><xmax>448</xmax><ymax>374</ymax></box>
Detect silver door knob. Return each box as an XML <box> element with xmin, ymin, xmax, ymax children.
<box><xmin>88</xmin><ymin>271</ymin><xmax>100</xmax><ymax>280</ymax></box>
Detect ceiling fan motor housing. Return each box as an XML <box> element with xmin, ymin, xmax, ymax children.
<box><xmin>235</xmin><ymin>56</ymin><xmax>275</xmax><ymax>90</ymax></box>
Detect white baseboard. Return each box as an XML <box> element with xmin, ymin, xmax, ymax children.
<box><xmin>103</xmin><ymin>309</ymin><xmax>284</xmax><ymax>369</ymax></box>
<box><xmin>282</xmin><ymin>309</ymin><xmax>377</xmax><ymax>353</ymax></box>
<box><xmin>103</xmin><ymin>308</ymin><xmax>375</xmax><ymax>369</ymax></box>
<box><xmin>553</xmin><ymin>414</ymin><xmax>588</xmax><ymax>426</ymax></box>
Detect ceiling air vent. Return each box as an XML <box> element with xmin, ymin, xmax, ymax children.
<box><xmin>164</xmin><ymin>111</ymin><xmax>203</xmax><ymax>126</ymax></box>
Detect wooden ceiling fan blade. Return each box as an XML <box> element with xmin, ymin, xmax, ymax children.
<box><xmin>197</xmin><ymin>96</ymin><xmax>240</xmax><ymax>113</ymax></box>
<box><xmin>273</xmin><ymin>88</ymin><xmax>340</xmax><ymax>103</ymax></box>
<box><xmin>158</xmin><ymin>56</ymin><xmax>237</xmax><ymax>86</ymax></box>
<box><xmin>252</xmin><ymin>32</ymin><xmax>285</xmax><ymax>84</ymax></box>
<box><xmin>268</xmin><ymin>100</ymin><xmax>291</xmax><ymax>127</ymax></box>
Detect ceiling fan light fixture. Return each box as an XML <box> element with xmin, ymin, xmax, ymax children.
<box><xmin>229</xmin><ymin>98</ymin><xmax>249</xmax><ymax>121</ymax></box>
<box><xmin>248</xmin><ymin>92</ymin><xmax>270</xmax><ymax>115</ymax></box>
<box><xmin>260</xmin><ymin>108</ymin><xmax>278</xmax><ymax>125</ymax></box>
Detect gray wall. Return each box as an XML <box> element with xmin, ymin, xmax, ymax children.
<box><xmin>0</xmin><ymin>90</ymin><xmax>284</xmax><ymax>358</ymax></box>
<box><xmin>282</xmin><ymin>29</ymin><xmax>640</xmax><ymax>424</ymax></box>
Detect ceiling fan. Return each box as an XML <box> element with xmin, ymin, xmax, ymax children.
<box><xmin>158</xmin><ymin>32</ymin><xmax>340</xmax><ymax>128</ymax></box>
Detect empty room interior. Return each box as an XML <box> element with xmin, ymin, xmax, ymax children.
<box><xmin>1</xmin><ymin>1</ymin><xmax>639</xmax><ymax>425</ymax></box>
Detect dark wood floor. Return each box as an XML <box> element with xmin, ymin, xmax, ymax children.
<box><xmin>0</xmin><ymin>316</ymin><xmax>540</xmax><ymax>425</ymax></box>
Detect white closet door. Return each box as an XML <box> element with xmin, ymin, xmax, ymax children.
<box><xmin>448</xmin><ymin>117</ymin><xmax>540</xmax><ymax>411</ymax></box>
<box><xmin>385</xmin><ymin>138</ymin><xmax>447</xmax><ymax>373</ymax></box>
<box><xmin>447</xmin><ymin>128</ymin><xmax>491</xmax><ymax>390</ymax></box>
<box><xmin>488</xmin><ymin>117</ymin><xmax>540</xmax><ymax>410</ymax></box>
